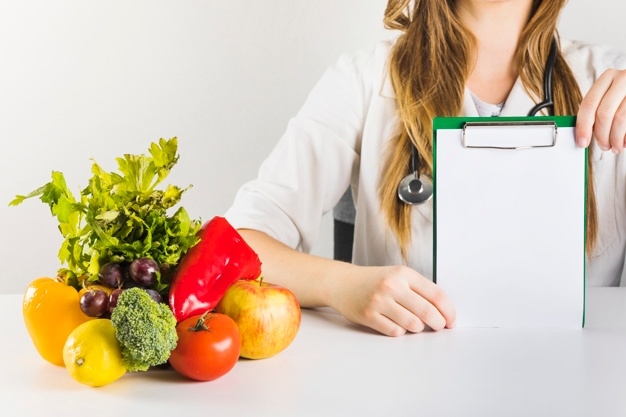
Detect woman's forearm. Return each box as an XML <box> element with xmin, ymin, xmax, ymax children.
<box><xmin>237</xmin><ymin>229</ymin><xmax>358</xmax><ymax>309</ymax></box>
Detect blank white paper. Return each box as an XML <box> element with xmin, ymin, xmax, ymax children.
<box><xmin>434</xmin><ymin>121</ymin><xmax>585</xmax><ymax>328</ymax></box>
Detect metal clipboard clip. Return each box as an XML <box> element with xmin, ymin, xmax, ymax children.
<box><xmin>461</xmin><ymin>120</ymin><xmax>557</xmax><ymax>150</ymax></box>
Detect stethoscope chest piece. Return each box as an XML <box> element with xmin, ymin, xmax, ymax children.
<box><xmin>398</xmin><ymin>172</ymin><xmax>433</xmax><ymax>205</ymax></box>
<box><xmin>398</xmin><ymin>141</ymin><xmax>433</xmax><ymax>205</ymax></box>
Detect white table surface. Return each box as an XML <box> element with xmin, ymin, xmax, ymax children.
<box><xmin>2</xmin><ymin>287</ymin><xmax>626</xmax><ymax>417</ymax></box>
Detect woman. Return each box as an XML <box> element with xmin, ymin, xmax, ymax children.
<box><xmin>225</xmin><ymin>0</ymin><xmax>626</xmax><ymax>336</ymax></box>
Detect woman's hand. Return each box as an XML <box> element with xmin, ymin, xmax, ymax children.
<box><xmin>237</xmin><ymin>229</ymin><xmax>455</xmax><ymax>337</ymax></box>
<box><xmin>328</xmin><ymin>265</ymin><xmax>456</xmax><ymax>337</ymax></box>
<box><xmin>576</xmin><ymin>68</ymin><xmax>626</xmax><ymax>152</ymax></box>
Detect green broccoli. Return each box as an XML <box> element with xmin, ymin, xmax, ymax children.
<box><xmin>110</xmin><ymin>287</ymin><xmax>178</xmax><ymax>372</ymax></box>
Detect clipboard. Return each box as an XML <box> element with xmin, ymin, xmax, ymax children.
<box><xmin>433</xmin><ymin>116</ymin><xmax>586</xmax><ymax>328</ymax></box>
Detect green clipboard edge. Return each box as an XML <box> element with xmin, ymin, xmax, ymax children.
<box><xmin>431</xmin><ymin>115</ymin><xmax>587</xmax><ymax>327</ymax></box>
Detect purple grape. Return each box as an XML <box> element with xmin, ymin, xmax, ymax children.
<box><xmin>98</xmin><ymin>262</ymin><xmax>124</xmax><ymax>288</ymax></box>
<box><xmin>129</xmin><ymin>257</ymin><xmax>159</xmax><ymax>287</ymax></box>
<box><xmin>144</xmin><ymin>289</ymin><xmax>163</xmax><ymax>304</ymax></box>
<box><xmin>108</xmin><ymin>288</ymin><xmax>124</xmax><ymax>313</ymax></box>
<box><xmin>80</xmin><ymin>290</ymin><xmax>109</xmax><ymax>317</ymax></box>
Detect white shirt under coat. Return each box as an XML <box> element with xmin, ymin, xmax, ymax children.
<box><xmin>225</xmin><ymin>39</ymin><xmax>626</xmax><ymax>287</ymax></box>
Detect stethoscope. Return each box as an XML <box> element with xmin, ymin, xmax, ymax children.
<box><xmin>398</xmin><ymin>38</ymin><xmax>558</xmax><ymax>205</ymax></box>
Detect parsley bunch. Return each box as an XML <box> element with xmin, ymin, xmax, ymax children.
<box><xmin>10</xmin><ymin>137</ymin><xmax>201</xmax><ymax>291</ymax></box>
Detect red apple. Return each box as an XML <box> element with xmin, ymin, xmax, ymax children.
<box><xmin>214</xmin><ymin>278</ymin><xmax>301</xmax><ymax>359</ymax></box>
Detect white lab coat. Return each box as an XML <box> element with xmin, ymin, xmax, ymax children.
<box><xmin>225</xmin><ymin>38</ymin><xmax>626</xmax><ymax>287</ymax></box>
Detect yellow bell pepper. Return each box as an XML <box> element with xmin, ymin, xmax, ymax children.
<box><xmin>23</xmin><ymin>277</ymin><xmax>93</xmax><ymax>366</ymax></box>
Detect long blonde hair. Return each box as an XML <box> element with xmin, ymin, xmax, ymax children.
<box><xmin>379</xmin><ymin>0</ymin><xmax>597</xmax><ymax>259</ymax></box>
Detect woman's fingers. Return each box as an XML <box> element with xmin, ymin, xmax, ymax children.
<box><xmin>577</xmin><ymin>69</ymin><xmax>626</xmax><ymax>152</ymax></box>
<box><xmin>365</xmin><ymin>311</ymin><xmax>411</xmax><ymax>337</ymax></box>
<box><xmin>408</xmin><ymin>276</ymin><xmax>456</xmax><ymax>329</ymax></box>
<box><xmin>379</xmin><ymin>284</ymin><xmax>454</xmax><ymax>335</ymax></box>
<box><xmin>577</xmin><ymin>70</ymin><xmax>614</xmax><ymax>148</ymax></box>
<box><xmin>610</xmin><ymin>97</ymin><xmax>626</xmax><ymax>153</ymax></box>
<box><xmin>369</xmin><ymin>266</ymin><xmax>455</xmax><ymax>335</ymax></box>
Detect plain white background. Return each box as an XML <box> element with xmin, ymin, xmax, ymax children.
<box><xmin>1</xmin><ymin>0</ymin><xmax>624</xmax><ymax>293</ymax></box>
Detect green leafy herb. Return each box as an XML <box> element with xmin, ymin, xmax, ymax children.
<box><xmin>10</xmin><ymin>137</ymin><xmax>201</xmax><ymax>292</ymax></box>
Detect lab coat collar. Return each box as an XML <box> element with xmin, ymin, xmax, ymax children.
<box><xmin>381</xmin><ymin>73</ymin><xmax>543</xmax><ymax>117</ymax></box>
<box><xmin>461</xmin><ymin>89</ymin><xmax>479</xmax><ymax>116</ymax></box>
<box><xmin>498</xmin><ymin>77</ymin><xmax>544</xmax><ymax>117</ymax></box>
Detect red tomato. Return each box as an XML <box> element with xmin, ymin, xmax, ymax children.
<box><xmin>169</xmin><ymin>312</ymin><xmax>241</xmax><ymax>381</ymax></box>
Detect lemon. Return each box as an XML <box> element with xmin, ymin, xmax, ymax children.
<box><xmin>63</xmin><ymin>319</ymin><xmax>126</xmax><ymax>387</ymax></box>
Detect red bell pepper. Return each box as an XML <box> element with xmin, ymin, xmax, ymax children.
<box><xmin>168</xmin><ymin>216</ymin><xmax>262</xmax><ymax>322</ymax></box>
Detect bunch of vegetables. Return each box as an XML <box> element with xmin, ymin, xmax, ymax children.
<box><xmin>11</xmin><ymin>137</ymin><xmax>201</xmax><ymax>292</ymax></box>
<box><xmin>14</xmin><ymin>138</ymin><xmax>263</xmax><ymax>385</ymax></box>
